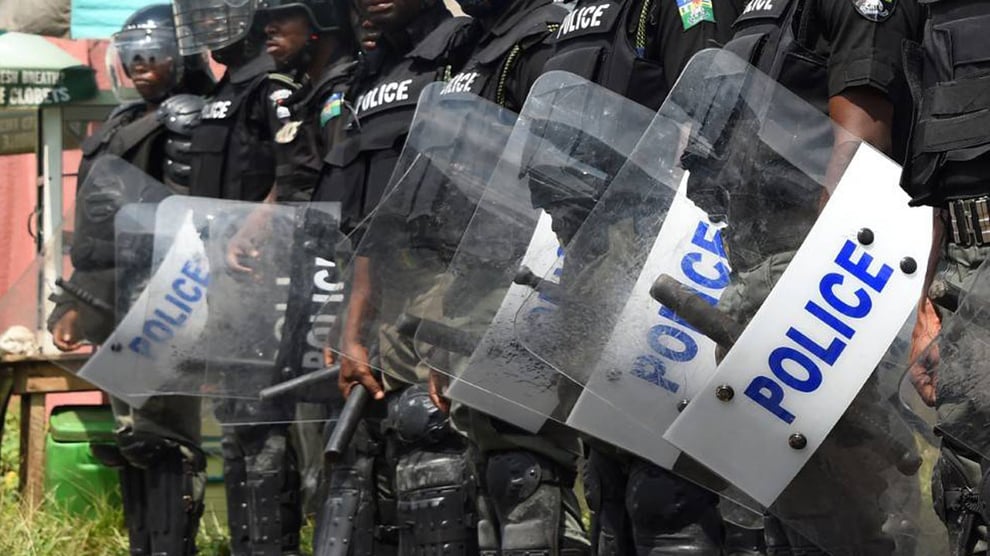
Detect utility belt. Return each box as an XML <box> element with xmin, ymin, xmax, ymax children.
<box><xmin>947</xmin><ymin>196</ymin><xmax>990</xmax><ymax>247</ymax></box>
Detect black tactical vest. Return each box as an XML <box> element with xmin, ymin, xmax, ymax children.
<box><xmin>543</xmin><ymin>0</ymin><xmax>667</xmax><ymax>110</ymax></box>
<box><xmin>440</xmin><ymin>2</ymin><xmax>566</xmax><ymax>108</ymax></box>
<box><xmin>901</xmin><ymin>0</ymin><xmax>990</xmax><ymax>206</ymax></box>
<box><xmin>78</xmin><ymin>102</ymin><xmax>161</xmax><ymax>184</ymax></box>
<box><xmin>189</xmin><ymin>57</ymin><xmax>297</xmax><ymax>202</ymax></box>
<box><xmin>318</xmin><ymin>17</ymin><xmax>476</xmax><ymax>229</ymax></box>
<box><xmin>722</xmin><ymin>0</ymin><xmax>829</xmax><ymax>115</ymax></box>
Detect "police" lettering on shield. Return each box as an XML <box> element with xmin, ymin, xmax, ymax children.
<box><xmin>744</xmin><ymin>240</ymin><xmax>893</xmax><ymax>424</ymax></box>
<box><xmin>128</xmin><ymin>257</ymin><xmax>210</xmax><ymax>359</ymax></box>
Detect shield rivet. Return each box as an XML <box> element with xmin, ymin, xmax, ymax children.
<box><xmin>788</xmin><ymin>433</ymin><xmax>807</xmax><ymax>450</ymax></box>
<box><xmin>110</xmin><ymin>343</ymin><xmax>122</xmax><ymax>352</ymax></box>
<box><xmin>857</xmin><ymin>228</ymin><xmax>874</xmax><ymax>245</ymax></box>
<box><xmin>900</xmin><ymin>257</ymin><xmax>918</xmax><ymax>274</ymax></box>
<box><xmin>714</xmin><ymin>385</ymin><xmax>734</xmax><ymax>402</ymax></box>
<box><xmin>676</xmin><ymin>399</ymin><xmax>689</xmax><ymax>412</ymax></box>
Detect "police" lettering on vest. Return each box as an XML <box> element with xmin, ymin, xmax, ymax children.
<box><xmin>632</xmin><ymin>221</ymin><xmax>728</xmax><ymax>392</ymax></box>
<box><xmin>441</xmin><ymin>72</ymin><xmax>480</xmax><ymax>95</ymax></box>
<box><xmin>744</xmin><ymin>240</ymin><xmax>893</xmax><ymax>424</ymax></box>
<box><xmin>129</xmin><ymin>257</ymin><xmax>210</xmax><ymax>359</ymax></box>
<box><xmin>201</xmin><ymin>100</ymin><xmax>232</xmax><ymax>119</ymax></box>
<box><xmin>743</xmin><ymin>0</ymin><xmax>774</xmax><ymax>13</ymax></box>
<box><xmin>356</xmin><ymin>79</ymin><xmax>414</xmax><ymax>115</ymax></box>
<box><xmin>558</xmin><ymin>3</ymin><xmax>612</xmax><ymax>37</ymax></box>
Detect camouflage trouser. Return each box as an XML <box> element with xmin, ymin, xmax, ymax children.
<box><xmin>718</xmin><ymin>251</ymin><xmax>895</xmax><ymax>555</ymax></box>
<box><xmin>930</xmin><ymin>241</ymin><xmax>990</xmax><ymax>553</ymax></box>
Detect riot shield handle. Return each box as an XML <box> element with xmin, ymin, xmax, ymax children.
<box><xmin>54</xmin><ymin>278</ymin><xmax>115</xmax><ymax>317</ymax></box>
<box><xmin>513</xmin><ymin>266</ymin><xmax>562</xmax><ymax>304</ymax></box>
<box><xmin>259</xmin><ymin>364</ymin><xmax>341</xmax><ymax>401</ymax></box>
<box><xmin>650</xmin><ymin>272</ymin><xmax>923</xmax><ymax>477</ymax></box>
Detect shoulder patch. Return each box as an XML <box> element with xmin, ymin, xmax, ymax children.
<box><xmin>276</xmin><ymin>121</ymin><xmax>302</xmax><ymax>144</ymax></box>
<box><xmin>320</xmin><ymin>92</ymin><xmax>345</xmax><ymax>127</ymax></box>
<box><xmin>676</xmin><ymin>0</ymin><xmax>716</xmax><ymax>30</ymax></box>
<box><xmin>850</xmin><ymin>0</ymin><xmax>895</xmax><ymax>22</ymax></box>
<box><xmin>270</xmin><ymin>88</ymin><xmax>293</xmax><ymax>103</ymax></box>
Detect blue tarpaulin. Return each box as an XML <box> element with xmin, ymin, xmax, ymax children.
<box><xmin>70</xmin><ymin>0</ymin><xmax>159</xmax><ymax>39</ymax></box>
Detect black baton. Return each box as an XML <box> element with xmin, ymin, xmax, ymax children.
<box><xmin>325</xmin><ymin>384</ymin><xmax>370</xmax><ymax>461</ymax></box>
<box><xmin>259</xmin><ymin>364</ymin><xmax>341</xmax><ymax>401</ymax></box>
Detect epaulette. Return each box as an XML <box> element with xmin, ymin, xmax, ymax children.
<box><xmin>108</xmin><ymin>100</ymin><xmax>145</xmax><ymax>121</ymax></box>
<box><xmin>475</xmin><ymin>3</ymin><xmax>567</xmax><ymax>65</ymax></box>
<box><xmin>408</xmin><ymin>16</ymin><xmax>479</xmax><ymax>63</ymax></box>
<box><xmin>267</xmin><ymin>72</ymin><xmax>300</xmax><ymax>89</ymax></box>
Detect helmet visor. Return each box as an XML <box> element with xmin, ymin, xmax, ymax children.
<box><xmin>173</xmin><ymin>0</ymin><xmax>257</xmax><ymax>56</ymax></box>
<box><xmin>108</xmin><ymin>27</ymin><xmax>182</xmax><ymax>102</ymax></box>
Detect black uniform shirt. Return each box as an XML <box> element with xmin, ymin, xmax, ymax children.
<box><xmin>191</xmin><ymin>53</ymin><xmax>294</xmax><ymax>201</ymax></box>
<box><xmin>651</xmin><ymin>0</ymin><xmax>744</xmax><ymax>88</ymax></box>
<box><xmin>273</xmin><ymin>56</ymin><xmax>358</xmax><ymax>202</ymax></box>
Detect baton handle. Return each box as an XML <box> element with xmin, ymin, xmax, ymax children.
<box><xmin>55</xmin><ymin>278</ymin><xmax>114</xmax><ymax>317</ymax></box>
<box><xmin>325</xmin><ymin>384</ymin><xmax>370</xmax><ymax>461</ymax></box>
<box><xmin>259</xmin><ymin>364</ymin><xmax>340</xmax><ymax>401</ymax></box>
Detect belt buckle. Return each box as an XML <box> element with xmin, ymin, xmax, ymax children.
<box><xmin>974</xmin><ymin>197</ymin><xmax>990</xmax><ymax>246</ymax></box>
<box><xmin>949</xmin><ymin>198</ymin><xmax>984</xmax><ymax>247</ymax></box>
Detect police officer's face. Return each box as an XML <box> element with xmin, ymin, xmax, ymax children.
<box><xmin>264</xmin><ymin>9</ymin><xmax>312</xmax><ymax>66</ymax></box>
<box><xmin>359</xmin><ymin>0</ymin><xmax>423</xmax><ymax>34</ymax></box>
<box><xmin>127</xmin><ymin>55</ymin><xmax>175</xmax><ymax>101</ymax></box>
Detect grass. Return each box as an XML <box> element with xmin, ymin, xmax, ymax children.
<box><xmin>0</xmin><ymin>396</ymin><xmax>315</xmax><ymax>555</ymax></box>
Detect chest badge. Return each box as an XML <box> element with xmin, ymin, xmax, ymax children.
<box><xmin>320</xmin><ymin>92</ymin><xmax>344</xmax><ymax>128</ymax></box>
<box><xmin>677</xmin><ymin>0</ymin><xmax>716</xmax><ymax>30</ymax></box>
<box><xmin>851</xmin><ymin>0</ymin><xmax>894</xmax><ymax>22</ymax></box>
<box><xmin>276</xmin><ymin>121</ymin><xmax>301</xmax><ymax>144</ymax></box>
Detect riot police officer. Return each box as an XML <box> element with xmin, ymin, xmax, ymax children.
<box><xmin>412</xmin><ymin>0</ymin><xmax>595</xmax><ymax>554</ymax></box>
<box><xmin>306</xmin><ymin>0</ymin><xmax>486</xmax><ymax>553</ymax></box>
<box><xmin>542</xmin><ymin>0</ymin><xmax>748</xmax><ymax>553</ymax></box>
<box><xmin>47</xmin><ymin>5</ymin><xmax>214</xmax><ymax>555</ymax></box>
<box><xmin>903</xmin><ymin>0</ymin><xmax>990</xmax><ymax>551</ymax></box>
<box><xmin>685</xmin><ymin>0</ymin><xmax>921</xmax><ymax>553</ymax></box>
<box><xmin>259</xmin><ymin>0</ymin><xmax>359</xmax><ymax>202</ymax></box>
<box><xmin>170</xmin><ymin>1</ymin><xmax>310</xmax><ymax>553</ymax></box>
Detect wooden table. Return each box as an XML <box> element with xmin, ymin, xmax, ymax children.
<box><xmin>0</xmin><ymin>353</ymin><xmax>94</xmax><ymax>507</ymax></box>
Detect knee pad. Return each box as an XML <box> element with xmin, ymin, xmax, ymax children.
<box><xmin>384</xmin><ymin>385</ymin><xmax>453</xmax><ymax>446</ymax></box>
<box><xmin>224</xmin><ymin>427</ymin><xmax>302</xmax><ymax>555</ymax></box>
<box><xmin>626</xmin><ymin>461</ymin><xmax>719</xmax><ymax>535</ymax></box>
<box><xmin>395</xmin><ymin>448</ymin><xmax>477</xmax><ymax>555</ymax></box>
<box><xmin>484</xmin><ymin>451</ymin><xmax>566</xmax><ymax>554</ymax></box>
<box><xmin>118</xmin><ymin>442</ymin><xmax>206</xmax><ymax>556</ymax></box>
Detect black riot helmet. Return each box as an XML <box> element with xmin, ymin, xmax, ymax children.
<box><xmin>257</xmin><ymin>0</ymin><xmax>354</xmax><ymax>74</ymax></box>
<box><xmin>108</xmin><ymin>4</ymin><xmax>213</xmax><ymax>102</ymax></box>
<box><xmin>257</xmin><ymin>0</ymin><xmax>348</xmax><ymax>32</ymax></box>
<box><xmin>172</xmin><ymin>0</ymin><xmax>259</xmax><ymax>56</ymax></box>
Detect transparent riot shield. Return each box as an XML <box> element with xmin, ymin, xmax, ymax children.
<box><xmin>324</xmin><ymin>84</ymin><xmax>521</xmax><ymax>403</ymax></box>
<box><xmin>408</xmin><ymin>71</ymin><xmax>657</xmax><ymax>434</ymax></box>
<box><xmin>42</xmin><ymin>154</ymin><xmax>175</xmax><ymax>377</ymax></box>
<box><xmin>511</xmin><ymin>49</ymin><xmax>946</xmax><ymax>554</ymax></box>
<box><xmin>83</xmin><ymin>194</ymin><xmax>343</xmax><ymax>425</ymax></box>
